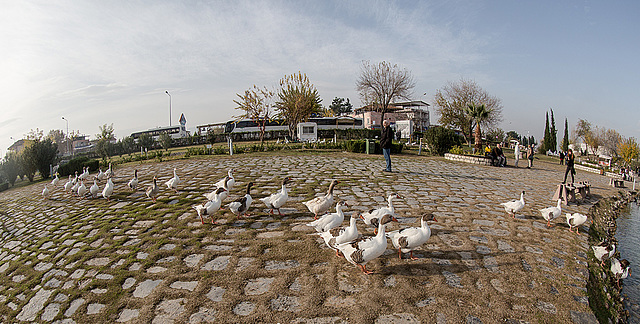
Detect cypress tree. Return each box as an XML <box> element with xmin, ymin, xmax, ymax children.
<box><xmin>550</xmin><ymin>109</ymin><xmax>557</xmax><ymax>152</ymax></box>
<box><xmin>562</xmin><ymin>118</ymin><xmax>569</xmax><ymax>152</ymax></box>
<box><xmin>543</xmin><ymin>111</ymin><xmax>550</xmax><ymax>152</ymax></box>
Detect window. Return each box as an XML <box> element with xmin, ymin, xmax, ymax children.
<box><xmin>302</xmin><ymin>126</ymin><xmax>315</xmax><ymax>134</ymax></box>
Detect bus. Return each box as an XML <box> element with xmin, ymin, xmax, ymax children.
<box><xmin>130</xmin><ymin>125</ymin><xmax>188</xmax><ymax>140</ymax></box>
<box><xmin>224</xmin><ymin>117</ymin><xmax>363</xmax><ymax>134</ymax></box>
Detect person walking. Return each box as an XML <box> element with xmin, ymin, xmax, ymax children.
<box><xmin>527</xmin><ymin>144</ymin><xmax>535</xmax><ymax>168</ymax></box>
<box><xmin>381</xmin><ymin>120</ymin><xmax>393</xmax><ymax>172</ymax></box>
<box><xmin>562</xmin><ymin>149</ymin><xmax>576</xmax><ymax>184</ymax></box>
<box><xmin>514</xmin><ymin>142</ymin><xmax>520</xmax><ymax>167</ymax></box>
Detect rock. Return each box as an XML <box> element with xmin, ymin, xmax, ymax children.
<box><xmin>189</xmin><ymin>307</ymin><xmax>217</xmax><ymax>323</ymax></box>
<box><xmin>133</xmin><ymin>279</ymin><xmax>162</xmax><ymax>298</ymax></box>
<box><xmin>41</xmin><ymin>303</ymin><xmax>61</xmax><ymax>322</ymax></box>
<box><xmin>64</xmin><ymin>298</ymin><xmax>86</xmax><ymax>317</ymax></box>
<box><xmin>233</xmin><ymin>301</ymin><xmax>255</xmax><ymax>316</ymax></box>
<box><xmin>245</xmin><ymin>277</ymin><xmax>275</xmax><ymax>295</ymax></box>
<box><xmin>87</xmin><ymin>303</ymin><xmax>105</xmax><ymax>314</ymax></box>
<box><xmin>170</xmin><ymin>281</ymin><xmax>199</xmax><ymax>292</ymax></box>
<box><xmin>202</xmin><ymin>256</ymin><xmax>231</xmax><ymax>271</ymax></box>
<box><xmin>466</xmin><ymin>315</ymin><xmax>483</xmax><ymax>324</ymax></box>
<box><xmin>117</xmin><ymin>309</ymin><xmax>140</xmax><ymax>322</ymax></box>
<box><xmin>86</xmin><ymin>257</ymin><xmax>110</xmax><ymax>267</ymax></box>
<box><xmin>270</xmin><ymin>295</ymin><xmax>301</xmax><ymax>312</ymax></box>
<box><xmin>325</xmin><ymin>296</ymin><xmax>357</xmax><ymax>308</ymax></box>
<box><xmin>442</xmin><ymin>271</ymin><xmax>463</xmax><ymax>288</ymax></box>
<box><xmin>536</xmin><ymin>301</ymin><xmax>557</xmax><ymax>314</ymax></box>
<box><xmin>122</xmin><ymin>277</ymin><xmax>136</xmax><ymax>289</ymax></box>
<box><xmin>16</xmin><ymin>288</ymin><xmax>54</xmax><ymax>321</ymax></box>
<box><xmin>154</xmin><ymin>298</ymin><xmax>186</xmax><ymax>322</ymax></box>
<box><xmin>184</xmin><ymin>254</ymin><xmax>204</xmax><ymax>267</ymax></box>
<box><xmin>206</xmin><ymin>286</ymin><xmax>225</xmax><ymax>302</ymax></box>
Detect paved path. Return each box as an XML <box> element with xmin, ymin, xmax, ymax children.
<box><xmin>0</xmin><ymin>153</ymin><xmax>620</xmax><ymax>323</ymax></box>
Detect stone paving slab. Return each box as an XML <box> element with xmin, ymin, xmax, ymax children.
<box><xmin>0</xmin><ymin>153</ymin><xmax>620</xmax><ymax>323</ymax></box>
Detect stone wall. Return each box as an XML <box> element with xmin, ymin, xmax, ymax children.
<box><xmin>444</xmin><ymin>153</ymin><xmax>491</xmax><ymax>165</ymax></box>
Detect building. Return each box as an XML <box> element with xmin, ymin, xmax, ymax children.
<box><xmin>351</xmin><ymin>100</ymin><xmax>430</xmax><ymax>137</ymax></box>
<box><xmin>7</xmin><ymin>139</ymin><xmax>33</xmax><ymax>155</ymax></box>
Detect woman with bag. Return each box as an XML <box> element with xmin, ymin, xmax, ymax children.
<box><xmin>563</xmin><ymin>149</ymin><xmax>576</xmax><ymax>184</ymax></box>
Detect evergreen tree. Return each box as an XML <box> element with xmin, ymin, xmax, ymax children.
<box><xmin>561</xmin><ymin>118</ymin><xmax>569</xmax><ymax>152</ymax></box>
<box><xmin>543</xmin><ymin>111</ymin><xmax>550</xmax><ymax>152</ymax></box>
<box><xmin>550</xmin><ymin>109</ymin><xmax>557</xmax><ymax>152</ymax></box>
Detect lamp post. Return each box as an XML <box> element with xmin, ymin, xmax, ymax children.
<box><xmin>165</xmin><ymin>90</ymin><xmax>172</xmax><ymax>126</ymax></box>
<box><xmin>62</xmin><ymin>116</ymin><xmax>70</xmax><ymax>156</ymax></box>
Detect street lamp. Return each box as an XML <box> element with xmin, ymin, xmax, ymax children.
<box><xmin>62</xmin><ymin>116</ymin><xmax>70</xmax><ymax>155</ymax></box>
<box><xmin>165</xmin><ymin>90</ymin><xmax>172</xmax><ymax>126</ymax></box>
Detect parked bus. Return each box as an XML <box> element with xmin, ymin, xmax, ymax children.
<box><xmin>131</xmin><ymin>125</ymin><xmax>188</xmax><ymax>140</ymax></box>
<box><xmin>223</xmin><ymin>117</ymin><xmax>363</xmax><ymax>134</ymax></box>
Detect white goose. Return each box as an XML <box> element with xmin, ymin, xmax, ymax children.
<box><xmin>165</xmin><ymin>167</ymin><xmax>180</xmax><ymax>192</ymax></box>
<box><xmin>539</xmin><ymin>199</ymin><xmax>562</xmax><ymax>227</ymax></box>
<box><xmin>77</xmin><ymin>180</ymin><xmax>87</xmax><ymax>198</ymax></box>
<box><xmin>260</xmin><ymin>177</ymin><xmax>292</xmax><ymax>215</ymax></box>
<box><xmin>319</xmin><ymin>212</ymin><xmax>359</xmax><ymax>257</ymax></box>
<box><xmin>146</xmin><ymin>176</ymin><xmax>159</xmax><ymax>202</ymax></box>
<box><xmin>70</xmin><ymin>173</ymin><xmax>80</xmax><ymax>196</ymax></box>
<box><xmin>214</xmin><ymin>169</ymin><xmax>235</xmax><ymax>191</ymax></box>
<box><xmin>127</xmin><ymin>170</ymin><xmax>139</xmax><ymax>191</ymax></box>
<box><xmin>336</xmin><ymin>214</ymin><xmax>394</xmax><ymax>274</ymax></box>
<box><xmin>611</xmin><ymin>258</ymin><xmax>631</xmax><ymax>289</ymax></box>
<box><xmin>42</xmin><ymin>184</ymin><xmax>51</xmax><ymax>200</ymax></box>
<box><xmin>387</xmin><ymin>213</ymin><xmax>438</xmax><ymax>260</ymax></box>
<box><xmin>50</xmin><ymin>173</ymin><xmax>60</xmax><ymax>187</ymax></box>
<box><xmin>104</xmin><ymin>163</ymin><xmax>113</xmax><ymax>178</ymax></box>
<box><xmin>193</xmin><ymin>187</ymin><xmax>226</xmax><ymax>224</ymax></box>
<box><xmin>592</xmin><ymin>242</ymin><xmax>616</xmax><ymax>267</ymax></box>
<box><xmin>307</xmin><ymin>201</ymin><xmax>347</xmax><ymax>233</ymax></box>
<box><xmin>229</xmin><ymin>182</ymin><xmax>253</xmax><ymax>218</ymax></box>
<box><xmin>63</xmin><ymin>175</ymin><xmax>74</xmax><ymax>192</ymax></box>
<box><xmin>79</xmin><ymin>167</ymin><xmax>89</xmax><ymax>181</ymax></box>
<box><xmin>303</xmin><ymin>180</ymin><xmax>339</xmax><ymax>219</ymax></box>
<box><xmin>204</xmin><ymin>176</ymin><xmax>230</xmax><ymax>202</ymax></box>
<box><xmin>361</xmin><ymin>193</ymin><xmax>402</xmax><ymax>232</ymax></box>
<box><xmin>97</xmin><ymin>168</ymin><xmax>105</xmax><ymax>182</ymax></box>
<box><xmin>500</xmin><ymin>191</ymin><xmax>525</xmax><ymax>218</ymax></box>
<box><xmin>566</xmin><ymin>212</ymin><xmax>589</xmax><ymax>235</ymax></box>
<box><xmin>89</xmin><ymin>178</ymin><xmax>100</xmax><ymax>198</ymax></box>
<box><xmin>102</xmin><ymin>176</ymin><xmax>114</xmax><ymax>201</ymax></box>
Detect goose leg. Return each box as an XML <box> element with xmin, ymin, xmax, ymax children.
<box><xmin>358</xmin><ymin>264</ymin><xmax>373</xmax><ymax>275</ymax></box>
<box><xmin>410</xmin><ymin>251</ymin><xmax>419</xmax><ymax>261</ymax></box>
<box><xmin>398</xmin><ymin>248</ymin><xmax>403</xmax><ymax>260</ymax></box>
<box><xmin>210</xmin><ymin>215</ymin><xmax>215</xmax><ymax>224</ymax></box>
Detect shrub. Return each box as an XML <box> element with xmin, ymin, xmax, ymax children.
<box><xmin>449</xmin><ymin>145</ymin><xmax>464</xmax><ymax>155</ymax></box>
<box><xmin>58</xmin><ymin>156</ymin><xmax>99</xmax><ymax>176</ymax></box>
<box><xmin>424</xmin><ymin>127</ymin><xmax>463</xmax><ymax>156</ymax></box>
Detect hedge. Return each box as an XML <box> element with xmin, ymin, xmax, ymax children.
<box><xmin>58</xmin><ymin>156</ymin><xmax>99</xmax><ymax>177</ymax></box>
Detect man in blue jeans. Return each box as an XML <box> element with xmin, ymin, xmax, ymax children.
<box><xmin>381</xmin><ymin>120</ymin><xmax>393</xmax><ymax>172</ymax></box>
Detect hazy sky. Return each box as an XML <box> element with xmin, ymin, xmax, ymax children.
<box><xmin>2</xmin><ymin>0</ymin><xmax>639</xmax><ymax>155</ymax></box>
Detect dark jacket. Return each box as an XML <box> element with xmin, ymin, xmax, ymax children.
<box><xmin>381</xmin><ymin>125</ymin><xmax>393</xmax><ymax>149</ymax></box>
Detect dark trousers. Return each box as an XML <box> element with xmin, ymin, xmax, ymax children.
<box><xmin>383</xmin><ymin>148</ymin><xmax>391</xmax><ymax>171</ymax></box>
<box><xmin>563</xmin><ymin>166</ymin><xmax>575</xmax><ymax>183</ymax></box>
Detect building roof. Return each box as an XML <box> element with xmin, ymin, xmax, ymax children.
<box><xmin>354</xmin><ymin>100</ymin><xmax>429</xmax><ymax>113</ymax></box>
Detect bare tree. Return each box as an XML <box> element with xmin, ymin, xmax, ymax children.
<box><xmin>434</xmin><ymin>79</ymin><xmax>503</xmax><ymax>143</ymax></box>
<box><xmin>356</xmin><ymin>61</ymin><xmax>415</xmax><ymax>126</ymax></box>
<box><xmin>234</xmin><ymin>85</ymin><xmax>275</xmax><ymax>146</ymax></box>
<box><xmin>275</xmin><ymin>72</ymin><xmax>322</xmax><ymax>138</ymax></box>
<box><xmin>601</xmin><ymin>128</ymin><xmax>622</xmax><ymax>157</ymax></box>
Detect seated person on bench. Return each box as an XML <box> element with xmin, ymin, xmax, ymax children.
<box><xmin>491</xmin><ymin>143</ymin><xmax>506</xmax><ymax>167</ymax></box>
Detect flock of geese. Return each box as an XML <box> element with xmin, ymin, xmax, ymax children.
<box><xmin>40</xmin><ymin>166</ymin><xmax>631</xmax><ymax>282</ymax></box>
<box><xmin>500</xmin><ymin>190</ymin><xmax>632</xmax><ymax>288</ymax></box>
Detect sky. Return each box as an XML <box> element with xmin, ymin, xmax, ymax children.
<box><xmin>1</xmin><ymin>0</ymin><xmax>639</xmax><ymax>156</ymax></box>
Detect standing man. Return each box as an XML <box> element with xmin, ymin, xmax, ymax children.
<box><xmin>527</xmin><ymin>144</ymin><xmax>535</xmax><ymax>168</ymax></box>
<box><xmin>381</xmin><ymin>120</ymin><xmax>393</xmax><ymax>172</ymax></box>
<box><xmin>562</xmin><ymin>149</ymin><xmax>576</xmax><ymax>184</ymax></box>
<box><xmin>514</xmin><ymin>142</ymin><xmax>520</xmax><ymax>167</ymax></box>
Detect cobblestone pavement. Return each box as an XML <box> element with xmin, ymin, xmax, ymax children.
<box><xmin>0</xmin><ymin>153</ymin><xmax>621</xmax><ymax>323</ymax></box>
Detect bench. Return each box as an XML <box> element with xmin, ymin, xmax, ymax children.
<box><xmin>552</xmin><ymin>181</ymin><xmax>591</xmax><ymax>205</ymax></box>
<box><xmin>609</xmin><ymin>178</ymin><xmax>624</xmax><ymax>188</ymax></box>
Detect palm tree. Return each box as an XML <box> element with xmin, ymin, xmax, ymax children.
<box><xmin>466</xmin><ymin>103</ymin><xmax>490</xmax><ymax>152</ymax></box>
